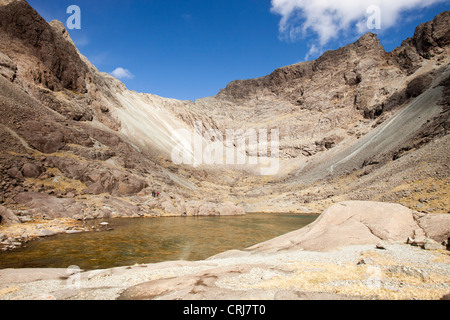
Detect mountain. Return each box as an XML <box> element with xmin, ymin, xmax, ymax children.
<box><xmin>0</xmin><ymin>0</ymin><xmax>448</xmax><ymax>227</ymax></box>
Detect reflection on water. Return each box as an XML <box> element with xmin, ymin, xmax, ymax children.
<box><xmin>0</xmin><ymin>213</ymin><xmax>316</xmax><ymax>270</ymax></box>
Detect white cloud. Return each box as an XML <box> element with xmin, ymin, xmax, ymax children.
<box><xmin>305</xmin><ymin>43</ymin><xmax>320</xmax><ymax>61</ymax></box>
<box><xmin>270</xmin><ymin>0</ymin><xmax>447</xmax><ymax>59</ymax></box>
<box><xmin>111</xmin><ymin>67</ymin><xmax>135</xmax><ymax>80</ymax></box>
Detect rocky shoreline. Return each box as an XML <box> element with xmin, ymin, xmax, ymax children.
<box><xmin>2</xmin><ymin>242</ymin><xmax>449</xmax><ymax>300</ymax></box>
<box><xmin>0</xmin><ymin>201</ymin><xmax>449</xmax><ymax>300</ymax></box>
<box><xmin>0</xmin><ymin>192</ymin><xmax>247</xmax><ymax>252</ymax></box>
<box><xmin>0</xmin><ymin>213</ymin><xmax>110</xmax><ymax>252</ymax></box>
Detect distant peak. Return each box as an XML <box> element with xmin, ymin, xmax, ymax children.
<box><xmin>0</xmin><ymin>0</ymin><xmax>25</xmax><ymax>6</ymax></box>
<box><xmin>354</xmin><ymin>32</ymin><xmax>382</xmax><ymax>48</ymax></box>
<box><xmin>358</xmin><ymin>32</ymin><xmax>378</xmax><ymax>42</ymax></box>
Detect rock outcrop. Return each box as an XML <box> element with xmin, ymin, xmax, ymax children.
<box><xmin>0</xmin><ymin>205</ymin><xmax>20</xmax><ymax>225</ymax></box>
<box><xmin>13</xmin><ymin>192</ymin><xmax>86</xmax><ymax>219</ymax></box>
<box><xmin>0</xmin><ymin>0</ymin><xmax>89</xmax><ymax>93</ymax></box>
<box><xmin>417</xmin><ymin>213</ymin><xmax>450</xmax><ymax>244</ymax></box>
<box><xmin>247</xmin><ymin>201</ymin><xmax>449</xmax><ymax>252</ymax></box>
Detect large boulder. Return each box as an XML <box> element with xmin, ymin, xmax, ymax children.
<box><xmin>13</xmin><ymin>192</ymin><xmax>85</xmax><ymax>219</ymax></box>
<box><xmin>184</xmin><ymin>200</ymin><xmax>203</xmax><ymax>216</ymax></box>
<box><xmin>406</xmin><ymin>74</ymin><xmax>433</xmax><ymax>98</ymax></box>
<box><xmin>160</xmin><ymin>200</ymin><xmax>246</xmax><ymax>217</ymax></box>
<box><xmin>46</xmin><ymin>156</ymin><xmax>147</xmax><ymax>197</ymax></box>
<box><xmin>161</xmin><ymin>200</ymin><xmax>182</xmax><ymax>216</ymax></box>
<box><xmin>217</xmin><ymin>202</ymin><xmax>246</xmax><ymax>216</ymax></box>
<box><xmin>7</xmin><ymin>166</ymin><xmax>23</xmax><ymax>180</ymax></box>
<box><xmin>117</xmin><ymin>175</ymin><xmax>147</xmax><ymax>196</ymax></box>
<box><xmin>0</xmin><ymin>205</ymin><xmax>21</xmax><ymax>225</ymax></box>
<box><xmin>19</xmin><ymin>121</ymin><xmax>66</xmax><ymax>154</ymax></box>
<box><xmin>418</xmin><ymin>214</ymin><xmax>450</xmax><ymax>243</ymax></box>
<box><xmin>198</xmin><ymin>202</ymin><xmax>220</xmax><ymax>216</ymax></box>
<box><xmin>21</xmin><ymin>163</ymin><xmax>43</xmax><ymax>178</ymax></box>
<box><xmin>248</xmin><ymin>201</ymin><xmax>419</xmax><ymax>252</ymax></box>
<box><xmin>99</xmin><ymin>197</ymin><xmax>140</xmax><ymax>218</ymax></box>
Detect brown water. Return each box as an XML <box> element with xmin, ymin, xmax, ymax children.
<box><xmin>0</xmin><ymin>213</ymin><xmax>317</xmax><ymax>270</ymax></box>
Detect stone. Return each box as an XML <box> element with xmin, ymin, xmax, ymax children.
<box><xmin>423</xmin><ymin>239</ymin><xmax>445</xmax><ymax>251</ymax></box>
<box><xmin>7</xmin><ymin>167</ymin><xmax>23</xmax><ymax>180</ymax></box>
<box><xmin>118</xmin><ymin>176</ymin><xmax>148</xmax><ymax>196</ymax></box>
<box><xmin>100</xmin><ymin>198</ymin><xmax>140</xmax><ymax>217</ymax></box>
<box><xmin>65</xmin><ymin>192</ymin><xmax>76</xmax><ymax>198</ymax></box>
<box><xmin>161</xmin><ymin>200</ymin><xmax>181</xmax><ymax>216</ymax></box>
<box><xmin>0</xmin><ymin>205</ymin><xmax>21</xmax><ymax>225</ymax></box>
<box><xmin>198</xmin><ymin>202</ymin><xmax>220</xmax><ymax>216</ymax></box>
<box><xmin>418</xmin><ymin>214</ymin><xmax>450</xmax><ymax>243</ymax></box>
<box><xmin>376</xmin><ymin>242</ymin><xmax>387</xmax><ymax>250</ymax></box>
<box><xmin>78</xmin><ymin>166</ymin><xmax>147</xmax><ymax>196</ymax></box>
<box><xmin>14</xmin><ymin>192</ymin><xmax>85</xmax><ymax>219</ymax></box>
<box><xmin>21</xmin><ymin>163</ymin><xmax>43</xmax><ymax>178</ymax></box>
<box><xmin>356</xmin><ymin>257</ymin><xmax>374</xmax><ymax>265</ymax></box>
<box><xmin>18</xmin><ymin>215</ymin><xmax>33</xmax><ymax>223</ymax></box>
<box><xmin>38</xmin><ymin>229</ymin><xmax>57</xmax><ymax>237</ymax></box>
<box><xmin>184</xmin><ymin>200</ymin><xmax>203</xmax><ymax>216</ymax></box>
<box><xmin>408</xmin><ymin>228</ymin><xmax>428</xmax><ymax>247</ymax></box>
<box><xmin>217</xmin><ymin>202</ymin><xmax>246</xmax><ymax>216</ymax></box>
<box><xmin>406</xmin><ymin>74</ymin><xmax>433</xmax><ymax>98</ymax></box>
<box><xmin>65</xmin><ymin>230</ymin><xmax>82</xmax><ymax>234</ymax></box>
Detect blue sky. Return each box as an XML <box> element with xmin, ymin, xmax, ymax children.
<box><xmin>28</xmin><ymin>0</ymin><xmax>449</xmax><ymax>101</ymax></box>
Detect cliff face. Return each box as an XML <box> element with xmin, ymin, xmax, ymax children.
<box><xmin>0</xmin><ymin>0</ymin><xmax>88</xmax><ymax>93</ymax></box>
<box><xmin>0</xmin><ymin>0</ymin><xmax>198</xmax><ymax>219</ymax></box>
<box><xmin>194</xmin><ymin>13</ymin><xmax>449</xmax><ymax>167</ymax></box>
<box><xmin>0</xmin><ymin>0</ymin><xmax>448</xmax><ymax>224</ymax></box>
<box><xmin>217</xmin><ymin>11</ymin><xmax>450</xmax><ymax>106</ymax></box>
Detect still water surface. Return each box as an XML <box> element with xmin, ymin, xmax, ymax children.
<box><xmin>0</xmin><ymin>213</ymin><xmax>317</xmax><ymax>270</ymax></box>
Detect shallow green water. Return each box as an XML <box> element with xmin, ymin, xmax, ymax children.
<box><xmin>0</xmin><ymin>213</ymin><xmax>317</xmax><ymax>270</ymax></box>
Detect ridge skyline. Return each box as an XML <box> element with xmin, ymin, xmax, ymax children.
<box><xmin>27</xmin><ymin>0</ymin><xmax>450</xmax><ymax>101</ymax></box>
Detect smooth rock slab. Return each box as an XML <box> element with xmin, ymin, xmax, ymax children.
<box><xmin>248</xmin><ymin>201</ymin><xmax>419</xmax><ymax>252</ymax></box>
